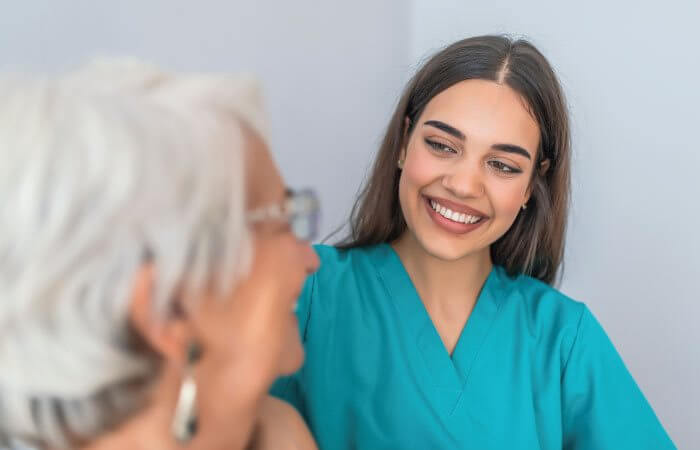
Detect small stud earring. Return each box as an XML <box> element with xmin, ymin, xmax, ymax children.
<box><xmin>522</xmin><ymin>203</ymin><xmax>528</xmax><ymax>210</ymax></box>
<box><xmin>398</xmin><ymin>159</ymin><xmax>405</xmax><ymax>169</ymax></box>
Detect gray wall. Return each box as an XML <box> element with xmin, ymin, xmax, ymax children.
<box><xmin>411</xmin><ymin>1</ymin><xmax>699</xmax><ymax>448</ymax></box>
<box><xmin>2</xmin><ymin>0</ymin><xmax>697</xmax><ymax>448</ymax></box>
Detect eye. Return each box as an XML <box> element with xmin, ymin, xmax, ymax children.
<box><xmin>424</xmin><ymin>138</ymin><xmax>457</xmax><ymax>154</ymax></box>
<box><xmin>488</xmin><ymin>160</ymin><xmax>522</xmax><ymax>174</ymax></box>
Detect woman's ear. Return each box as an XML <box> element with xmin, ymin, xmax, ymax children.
<box><xmin>128</xmin><ymin>264</ymin><xmax>190</xmax><ymax>364</ymax></box>
<box><xmin>525</xmin><ymin>159</ymin><xmax>552</xmax><ymax>200</ymax></box>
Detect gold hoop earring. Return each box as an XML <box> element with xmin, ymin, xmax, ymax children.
<box><xmin>171</xmin><ymin>341</ymin><xmax>202</xmax><ymax>443</ymax></box>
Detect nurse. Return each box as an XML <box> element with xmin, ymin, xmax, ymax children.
<box><xmin>272</xmin><ymin>35</ymin><xmax>675</xmax><ymax>449</ymax></box>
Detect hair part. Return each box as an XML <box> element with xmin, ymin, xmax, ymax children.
<box><xmin>338</xmin><ymin>35</ymin><xmax>571</xmax><ymax>285</ymax></box>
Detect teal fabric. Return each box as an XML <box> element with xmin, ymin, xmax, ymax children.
<box><xmin>271</xmin><ymin>244</ymin><xmax>674</xmax><ymax>449</ymax></box>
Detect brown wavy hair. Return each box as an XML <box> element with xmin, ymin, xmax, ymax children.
<box><xmin>337</xmin><ymin>35</ymin><xmax>571</xmax><ymax>285</ymax></box>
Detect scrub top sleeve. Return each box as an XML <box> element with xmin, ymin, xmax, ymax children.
<box><xmin>561</xmin><ymin>306</ymin><xmax>675</xmax><ymax>449</ymax></box>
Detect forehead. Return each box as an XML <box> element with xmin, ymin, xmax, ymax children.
<box><xmin>420</xmin><ymin>79</ymin><xmax>540</xmax><ymax>151</ymax></box>
<box><xmin>243</xmin><ymin>125</ymin><xmax>285</xmax><ymax>208</ymax></box>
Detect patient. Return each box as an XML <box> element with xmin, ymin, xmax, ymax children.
<box><xmin>0</xmin><ymin>60</ymin><xmax>318</xmax><ymax>450</ymax></box>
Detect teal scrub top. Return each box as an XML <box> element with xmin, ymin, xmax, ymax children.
<box><xmin>271</xmin><ymin>244</ymin><xmax>674</xmax><ymax>449</ymax></box>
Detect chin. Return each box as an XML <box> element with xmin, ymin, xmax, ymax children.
<box><xmin>414</xmin><ymin>231</ymin><xmax>478</xmax><ymax>261</ymax></box>
<box><xmin>425</xmin><ymin>244</ymin><xmax>471</xmax><ymax>262</ymax></box>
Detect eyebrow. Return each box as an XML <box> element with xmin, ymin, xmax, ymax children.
<box><xmin>424</xmin><ymin>120</ymin><xmax>465</xmax><ymax>140</ymax></box>
<box><xmin>492</xmin><ymin>144</ymin><xmax>532</xmax><ymax>160</ymax></box>
<box><xmin>423</xmin><ymin>119</ymin><xmax>532</xmax><ymax>160</ymax></box>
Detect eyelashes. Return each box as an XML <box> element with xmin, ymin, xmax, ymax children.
<box><xmin>425</xmin><ymin>138</ymin><xmax>457</xmax><ymax>154</ymax></box>
<box><xmin>423</xmin><ymin>138</ymin><xmax>523</xmax><ymax>175</ymax></box>
<box><xmin>487</xmin><ymin>160</ymin><xmax>522</xmax><ymax>174</ymax></box>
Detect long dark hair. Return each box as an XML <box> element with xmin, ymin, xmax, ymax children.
<box><xmin>337</xmin><ymin>35</ymin><xmax>571</xmax><ymax>285</ymax></box>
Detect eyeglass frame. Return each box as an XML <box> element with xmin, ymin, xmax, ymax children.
<box><xmin>246</xmin><ymin>188</ymin><xmax>320</xmax><ymax>242</ymax></box>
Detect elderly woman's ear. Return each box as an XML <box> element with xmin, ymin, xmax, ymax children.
<box><xmin>128</xmin><ymin>264</ymin><xmax>191</xmax><ymax>364</ymax></box>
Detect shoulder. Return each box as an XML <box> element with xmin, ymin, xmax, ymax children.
<box><xmin>494</xmin><ymin>267</ymin><xmax>588</xmax><ymax>362</ymax></box>
<box><xmin>310</xmin><ymin>244</ymin><xmax>344</xmax><ymax>268</ymax></box>
<box><xmin>298</xmin><ymin>244</ymin><xmax>385</xmax><ymax>316</ymax></box>
<box><xmin>310</xmin><ymin>243</ymin><xmax>380</xmax><ymax>281</ymax></box>
<box><xmin>311</xmin><ymin>243</ymin><xmax>371</xmax><ymax>265</ymax></box>
<box><xmin>497</xmin><ymin>267</ymin><xmax>586</xmax><ymax>326</ymax></box>
<box><xmin>254</xmin><ymin>396</ymin><xmax>318</xmax><ymax>450</ymax></box>
<box><xmin>293</xmin><ymin>245</ymin><xmax>376</xmax><ymax>333</ymax></box>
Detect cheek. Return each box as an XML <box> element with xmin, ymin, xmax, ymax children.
<box><xmin>399</xmin><ymin>154</ymin><xmax>431</xmax><ymax>224</ymax></box>
<box><xmin>227</xmin><ymin>276</ymin><xmax>287</xmax><ymax>348</ymax></box>
<box><xmin>202</xmin><ymin>252</ymin><xmax>287</xmax><ymax>355</ymax></box>
<box><xmin>401</xmin><ymin>147</ymin><xmax>443</xmax><ymax>193</ymax></box>
<box><xmin>489</xmin><ymin>180</ymin><xmax>529</xmax><ymax>218</ymax></box>
<box><xmin>228</xmin><ymin>237</ymin><xmax>306</xmax><ymax>367</ymax></box>
<box><xmin>196</xmin><ymin>277</ymin><xmax>291</xmax><ymax>396</ymax></box>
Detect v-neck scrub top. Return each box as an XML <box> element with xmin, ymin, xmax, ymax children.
<box><xmin>271</xmin><ymin>244</ymin><xmax>674</xmax><ymax>449</ymax></box>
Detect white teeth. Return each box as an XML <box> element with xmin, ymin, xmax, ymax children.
<box><xmin>430</xmin><ymin>198</ymin><xmax>483</xmax><ymax>224</ymax></box>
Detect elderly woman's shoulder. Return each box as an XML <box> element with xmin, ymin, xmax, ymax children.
<box><xmin>252</xmin><ymin>396</ymin><xmax>317</xmax><ymax>450</ymax></box>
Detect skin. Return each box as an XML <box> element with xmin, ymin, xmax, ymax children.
<box><xmin>393</xmin><ymin>79</ymin><xmax>543</xmax><ymax>355</ymax></box>
<box><xmin>83</xmin><ymin>126</ymin><xmax>319</xmax><ymax>450</ymax></box>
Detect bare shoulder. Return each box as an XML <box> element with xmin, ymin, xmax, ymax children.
<box><xmin>252</xmin><ymin>395</ymin><xmax>318</xmax><ymax>450</ymax></box>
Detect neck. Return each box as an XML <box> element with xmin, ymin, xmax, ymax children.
<box><xmin>392</xmin><ymin>232</ymin><xmax>493</xmax><ymax>314</ymax></box>
<box><xmin>81</xmin><ymin>362</ymin><xmax>258</xmax><ymax>450</ymax></box>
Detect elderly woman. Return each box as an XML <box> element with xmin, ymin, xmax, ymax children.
<box><xmin>0</xmin><ymin>60</ymin><xmax>319</xmax><ymax>450</ymax></box>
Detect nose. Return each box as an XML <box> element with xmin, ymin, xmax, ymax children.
<box><xmin>300</xmin><ymin>241</ymin><xmax>320</xmax><ymax>274</ymax></box>
<box><xmin>441</xmin><ymin>160</ymin><xmax>485</xmax><ymax>198</ymax></box>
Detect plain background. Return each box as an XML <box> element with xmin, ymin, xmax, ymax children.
<box><xmin>1</xmin><ymin>1</ymin><xmax>697</xmax><ymax>448</ymax></box>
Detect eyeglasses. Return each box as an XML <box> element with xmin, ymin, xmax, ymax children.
<box><xmin>246</xmin><ymin>188</ymin><xmax>320</xmax><ymax>241</ymax></box>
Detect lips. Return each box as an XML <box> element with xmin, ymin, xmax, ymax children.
<box><xmin>422</xmin><ymin>195</ymin><xmax>489</xmax><ymax>235</ymax></box>
<box><xmin>425</xmin><ymin>195</ymin><xmax>488</xmax><ymax>218</ymax></box>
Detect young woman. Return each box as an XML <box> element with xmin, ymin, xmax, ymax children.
<box><xmin>271</xmin><ymin>36</ymin><xmax>675</xmax><ymax>449</ymax></box>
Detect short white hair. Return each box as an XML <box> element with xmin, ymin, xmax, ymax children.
<box><xmin>0</xmin><ymin>59</ymin><xmax>268</xmax><ymax>448</ymax></box>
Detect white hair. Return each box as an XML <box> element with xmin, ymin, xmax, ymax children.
<box><xmin>0</xmin><ymin>59</ymin><xmax>268</xmax><ymax>448</ymax></box>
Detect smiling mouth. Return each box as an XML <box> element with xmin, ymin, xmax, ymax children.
<box><xmin>426</xmin><ymin>197</ymin><xmax>487</xmax><ymax>225</ymax></box>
